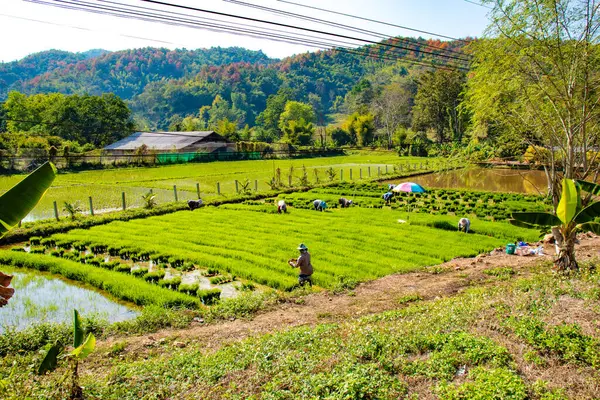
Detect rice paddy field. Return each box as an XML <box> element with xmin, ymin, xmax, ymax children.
<box><xmin>0</xmin><ymin>151</ymin><xmax>436</xmax><ymax>221</ymax></box>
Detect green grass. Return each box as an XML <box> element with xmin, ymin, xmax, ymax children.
<box><xmin>45</xmin><ymin>205</ymin><xmax>535</xmax><ymax>291</ymax></box>
<box><xmin>0</xmin><ymin>151</ymin><xmax>434</xmax><ymax>221</ymax></box>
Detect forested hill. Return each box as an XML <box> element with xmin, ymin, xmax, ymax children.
<box><xmin>1</xmin><ymin>38</ymin><xmax>467</xmax><ymax>129</ymax></box>
<box><xmin>0</xmin><ymin>47</ymin><xmax>275</xmax><ymax>101</ymax></box>
<box><xmin>0</xmin><ymin>49</ymin><xmax>109</xmax><ymax>98</ymax></box>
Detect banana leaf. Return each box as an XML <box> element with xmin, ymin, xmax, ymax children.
<box><xmin>508</xmin><ymin>219</ymin><xmax>537</xmax><ymax>229</ymax></box>
<box><xmin>557</xmin><ymin>179</ymin><xmax>578</xmax><ymax>224</ymax></box>
<box><xmin>577</xmin><ymin>180</ymin><xmax>600</xmax><ymax>196</ymax></box>
<box><xmin>578</xmin><ymin>222</ymin><xmax>600</xmax><ymax>235</ymax></box>
<box><xmin>73</xmin><ymin>309</ymin><xmax>84</xmax><ymax>348</ymax></box>
<box><xmin>574</xmin><ymin>201</ymin><xmax>600</xmax><ymax>224</ymax></box>
<box><xmin>0</xmin><ymin>162</ymin><xmax>57</xmax><ymax>237</ymax></box>
<box><xmin>37</xmin><ymin>342</ymin><xmax>63</xmax><ymax>375</ymax></box>
<box><xmin>511</xmin><ymin>212</ymin><xmax>561</xmax><ymax>227</ymax></box>
<box><xmin>71</xmin><ymin>333</ymin><xmax>95</xmax><ymax>360</ymax></box>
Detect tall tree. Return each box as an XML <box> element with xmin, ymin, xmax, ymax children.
<box><xmin>278</xmin><ymin>101</ymin><xmax>315</xmax><ymax>132</ymax></box>
<box><xmin>255</xmin><ymin>88</ymin><xmax>294</xmax><ymax>140</ymax></box>
<box><xmin>468</xmin><ymin>0</ymin><xmax>600</xmax><ymax>206</ymax></box>
<box><xmin>344</xmin><ymin>112</ymin><xmax>375</xmax><ymax>147</ymax></box>
<box><xmin>371</xmin><ymin>81</ymin><xmax>413</xmax><ymax>148</ymax></box>
<box><xmin>412</xmin><ymin>70</ymin><xmax>467</xmax><ymax>143</ymax></box>
<box><xmin>470</xmin><ymin>0</ymin><xmax>600</xmax><ymax>272</ymax></box>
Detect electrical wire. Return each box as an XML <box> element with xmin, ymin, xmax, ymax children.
<box><xmin>276</xmin><ymin>0</ymin><xmax>472</xmax><ymax>43</ymax></box>
<box><xmin>140</xmin><ymin>0</ymin><xmax>471</xmax><ymax>67</ymax></box>
<box><xmin>223</xmin><ymin>0</ymin><xmax>471</xmax><ymax>61</ymax></box>
<box><xmin>27</xmin><ymin>0</ymin><xmax>470</xmax><ymax>71</ymax></box>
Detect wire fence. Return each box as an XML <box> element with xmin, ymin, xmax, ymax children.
<box><xmin>0</xmin><ymin>148</ymin><xmax>346</xmax><ymax>172</ymax></box>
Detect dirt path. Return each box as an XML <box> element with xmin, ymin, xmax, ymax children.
<box><xmin>100</xmin><ymin>236</ymin><xmax>600</xmax><ymax>356</ymax></box>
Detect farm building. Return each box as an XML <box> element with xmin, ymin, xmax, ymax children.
<box><xmin>103</xmin><ymin>131</ymin><xmax>235</xmax><ymax>155</ymax></box>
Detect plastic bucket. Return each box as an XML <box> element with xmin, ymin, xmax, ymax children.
<box><xmin>506</xmin><ymin>244</ymin><xmax>516</xmax><ymax>255</ymax></box>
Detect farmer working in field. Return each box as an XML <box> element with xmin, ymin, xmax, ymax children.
<box><xmin>288</xmin><ymin>243</ymin><xmax>313</xmax><ymax>286</ymax></box>
<box><xmin>277</xmin><ymin>200</ymin><xmax>287</xmax><ymax>214</ymax></box>
<box><xmin>313</xmin><ymin>199</ymin><xmax>327</xmax><ymax>211</ymax></box>
<box><xmin>458</xmin><ymin>217</ymin><xmax>471</xmax><ymax>233</ymax></box>
<box><xmin>339</xmin><ymin>197</ymin><xmax>353</xmax><ymax>208</ymax></box>
<box><xmin>382</xmin><ymin>191</ymin><xmax>393</xmax><ymax>204</ymax></box>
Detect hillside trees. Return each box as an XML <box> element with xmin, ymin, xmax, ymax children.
<box><xmin>254</xmin><ymin>88</ymin><xmax>294</xmax><ymax>142</ymax></box>
<box><xmin>371</xmin><ymin>81</ymin><xmax>414</xmax><ymax>148</ymax></box>
<box><xmin>2</xmin><ymin>91</ymin><xmax>134</xmax><ymax>147</ymax></box>
<box><xmin>344</xmin><ymin>112</ymin><xmax>376</xmax><ymax>146</ymax></box>
<box><xmin>412</xmin><ymin>70</ymin><xmax>467</xmax><ymax>143</ymax></box>
<box><xmin>468</xmin><ymin>0</ymin><xmax>600</xmax><ymax>205</ymax></box>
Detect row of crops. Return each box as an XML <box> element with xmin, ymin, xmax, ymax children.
<box><xmin>14</xmin><ymin>205</ymin><xmax>538</xmax><ymax>294</ymax></box>
<box><xmin>276</xmin><ymin>182</ymin><xmax>552</xmax><ymax>220</ymax></box>
<box><xmin>13</xmin><ymin>236</ymin><xmax>247</xmax><ymax>305</ymax></box>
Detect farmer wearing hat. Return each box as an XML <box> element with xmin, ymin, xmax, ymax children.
<box><xmin>288</xmin><ymin>243</ymin><xmax>313</xmax><ymax>286</ymax></box>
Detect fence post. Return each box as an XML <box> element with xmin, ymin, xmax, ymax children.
<box><xmin>340</xmin><ymin>169</ymin><xmax>343</xmax><ymax>181</ymax></box>
<box><xmin>88</xmin><ymin>196</ymin><xmax>94</xmax><ymax>216</ymax></box>
<box><xmin>350</xmin><ymin>169</ymin><xmax>353</xmax><ymax>180</ymax></box>
<box><xmin>196</xmin><ymin>183</ymin><xmax>200</xmax><ymax>198</ymax></box>
<box><xmin>360</xmin><ymin>169</ymin><xmax>363</xmax><ymax>179</ymax></box>
<box><xmin>235</xmin><ymin>180</ymin><xmax>239</xmax><ymax>193</ymax></box>
<box><xmin>122</xmin><ymin>192</ymin><xmax>126</xmax><ymax>210</ymax></box>
<box><xmin>385</xmin><ymin>165</ymin><xmax>388</xmax><ymax>174</ymax></box>
<box><xmin>288</xmin><ymin>175</ymin><xmax>292</xmax><ymax>186</ymax></box>
<box><xmin>378</xmin><ymin>166</ymin><xmax>381</xmax><ymax>177</ymax></box>
<box><xmin>368</xmin><ymin>166</ymin><xmax>371</xmax><ymax>177</ymax></box>
<box><xmin>173</xmin><ymin>185</ymin><xmax>178</xmax><ymax>201</ymax></box>
<box><xmin>53</xmin><ymin>201</ymin><xmax>59</xmax><ymax>221</ymax></box>
<box><xmin>254</xmin><ymin>179</ymin><xmax>258</xmax><ymax>191</ymax></box>
<box><xmin>217</xmin><ymin>182</ymin><xmax>221</xmax><ymax>195</ymax></box>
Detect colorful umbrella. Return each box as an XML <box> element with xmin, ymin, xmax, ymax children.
<box><xmin>391</xmin><ymin>182</ymin><xmax>426</xmax><ymax>193</ymax></box>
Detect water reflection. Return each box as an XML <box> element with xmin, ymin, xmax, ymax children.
<box><xmin>390</xmin><ymin>168</ymin><xmax>550</xmax><ymax>194</ymax></box>
<box><xmin>0</xmin><ymin>267</ymin><xmax>138</xmax><ymax>333</ymax></box>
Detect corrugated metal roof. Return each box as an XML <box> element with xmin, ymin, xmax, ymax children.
<box><xmin>104</xmin><ymin>131</ymin><xmax>217</xmax><ymax>151</ymax></box>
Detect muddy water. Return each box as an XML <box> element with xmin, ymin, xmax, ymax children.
<box><xmin>385</xmin><ymin>167</ymin><xmax>550</xmax><ymax>194</ymax></box>
<box><xmin>0</xmin><ymin>267</ymin><xmax>138</xmax><ymax>333</ymax></box>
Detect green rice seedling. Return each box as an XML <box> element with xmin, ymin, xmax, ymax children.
<box><xmin>87</xmin><ymin>257</ymin><xmax>105</xmax><ymax>267</ymax></box>
<box><xmin>179</xmin><ymin>283</ymin><xmax>199</xmax><ymax>295</ymax></box>
<box><xmin>11</xmin><ymin>247</ymin><xmax>26</xmax><ymax>252</ymax></box>
<box><xmin>197</xmin><ymin>288</ymin><xmax>221</xmax><ymax>305</ymax></box>
<box><xmin>179</xmin><ymin>262</ymin><xmax>195</xmax><ymax>272</ymax></box>
<box><xmin>203</xmin><ymin>268</ymin><xmax>220</xmax><ymax>277</ymax></box>
<box><xmin>132</xmin><ymin>268</ymin><xmax>149</xmax><ymax>278</ymax></box>
<box><xmin>29</xmin><ymin>247</ymin><xmax>45</xmax><ymax>254</ymax></box>
<box><xmin>107</xmin><ymin>246</ymin><xmax>120</xmax><ymax>256</ymax></box>
<box><xmin>29</xmin><ymin>236</ymin><xmax>42</xmax><ymax>246</ymax></box>
<box><xmin>103</xmin><ymin>260</ymin><xmax>121</xmax><ymax>270</ymax></box>
<box><xmin>119</xmin><ymin>248</ymin><xmax>131</xmax><ymax>260</ymax></box>
<box><xmin>49</xmin><ymin>249</ymin><xmax>64</xmax><ymax>257</ymax></box>
<box><xmin>56</xmin><ymin>239</ymin><xmax>74</xmax><ymax>250</ymax></box>
<box><xmin>156</xmin><ymin>262</ymin><xmax>168</xmax><ymax>269</ymax></box>
<box><xmin>169</xmin><ymin>257</ymin><xmax>184</xmax><ymax>268</ymax></box>
<box><xmin>89</xmin><ymin>244</ymin><xmax>107</xmax><ymax>254</ymax></box>
<box><xmin>114</xmin><ymin>263</ymin><xmax>131</xmax><ymax>273</ymax></box>
<box><xmin>0</xmin><ymin>251</ymin><xmax>200</xmax><ymax>307</ymax></box>
<box><xmin>158</xmin><ymin>276</ymin><xmax>182</xmax><ymax>289</ymax></box>
<box><xmin>210</xmin><ymin>275</ymin><xmax>234</xmax><ymax>285</ymax></box>
<box><xmin>73</xmin><ymin>242</ymin><xmax>88</xmax><ymax>252</ymax></box>
<box><xmin>237</xmin><ymin>282</ymin><xmax>256</xmax><ymax>291</ymax></box>
<box><xmin>144</xmin><ymin>270</ymin><xmax>166</xmax><ymax>283</ymax></box>
<box><xmin>40</xmin><ymin>238</ymin><xmax>56</xmax><ymax>248</ymax></box>
<box><xmin>62</xmin><ymin>201</ymin><xmax>83</xmax><ymax>220</ymax></box>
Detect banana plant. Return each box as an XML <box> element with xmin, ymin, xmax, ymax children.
<box><xmin>0</xmin><ymin>162</ymin><xmax>57</xmax><ymax>307</ymax></box>
<box><xmin>38</xmin><ymin>310</ymin><xmax>96</xmax><ymax>399</ymax></box>
<box><xmin>509</xmin><ymin>178</ymin><xmax>600</xmax><ymax>272</ymax></box>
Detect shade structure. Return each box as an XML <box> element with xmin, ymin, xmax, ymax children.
<box><xmin>392</xmin><ymin>182</ymin><xmax>426</xmax><ymax>193</ymax></box>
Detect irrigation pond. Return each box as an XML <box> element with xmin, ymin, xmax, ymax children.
<box><xmin>0</xmin><ymin>266</ymin><xmax>138</xmax><ymax>333</ymax></box>
<box><xmin>384</xmin><ymin>167</ymin><xmax>549</xmax><ymax>194</ymax></box>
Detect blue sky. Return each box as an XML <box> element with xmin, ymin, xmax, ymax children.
<box><xmin>0</xmin><ymin>0</ymin><xmax>491</xmax><ymax>62</ymax></box>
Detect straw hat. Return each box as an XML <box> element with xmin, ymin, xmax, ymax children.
<box><xmin>297</xmin><ymin>243</ymin><xmax>308</xmax><ymax>251</ymax></box>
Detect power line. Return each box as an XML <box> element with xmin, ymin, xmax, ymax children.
<box><xmin>140</xmin><ymin>0</ymin><xmax>471</xmax><ymax>67</ymax></box>
<box><xmin>223</xmin><ymin>0</ymin><xmax>471</xmax><ymax>61</ymax></box>
<box><xmin>462</xmin><ymin>0</ymin><xmax>494</xmax><ymax>9</ymax></box>
<box><xmin>276</xmin><ymin>0</ymin><xmax>472</xmax><ymax>43</ymax></box>
<box><xmin>28</xmin><ymin>0</ymin><xmax>469</xmax><ymax>71</ymax></box>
